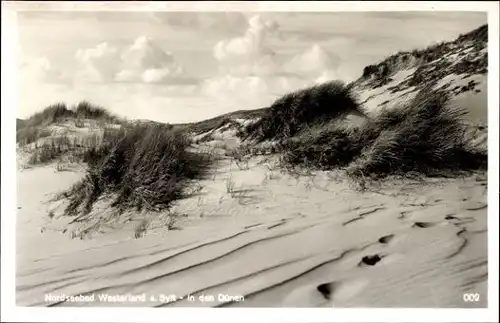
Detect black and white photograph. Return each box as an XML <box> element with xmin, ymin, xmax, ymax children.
<box><xmin>1</xmin><ymin>1</ymin><xmax>499</xmax><ymax>322</ymax></box>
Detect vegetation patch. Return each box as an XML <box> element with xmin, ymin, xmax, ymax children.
<box><xmin>241</xmin><ymin>83</ymin><xmax>487</xmax><ymax>182</ymax></box>
<box><xmin>240</xmin><ymin>81</ymin><xmax>364</xmax><ymax>142</ymax></box>
<box><xmin>60</xmin><ymin>123</ymin><xmax>212</xmax><ymax>216</ymax></box>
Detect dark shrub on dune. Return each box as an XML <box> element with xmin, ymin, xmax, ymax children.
<box><xmin>280</xmin><ymin>124</ymin><xmax>362</xmax><ymax>169</ymax></box>
<box><xmin>63</xmin><ymin>123</ymin><xmax>211</xmax><ymax>216</ymax></box>
<box><xmin>242</xmin><ymin>81</ymin><xmax>364</xmax><ymax>142</ymax></box>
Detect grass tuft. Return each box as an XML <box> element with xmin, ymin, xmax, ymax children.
<box><xmin>241</xmin><ymin>81</ymin><xmax>364</xmax><ymax>142</ymax></box>
<box><xmin>62</xmin><ymin>123</ymin><xmax>211</xmax><ymax>216</ymax></box>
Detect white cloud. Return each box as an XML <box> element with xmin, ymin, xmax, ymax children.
<box><xmin>20</xmin><ymin>56</ymin><xmax>64</xmax><ymax>83</ymax></box>
<box><xmin>117</xmin><ymin>36</ymin><xmax>184</xmax><ymax>83</ymax></box>
<box><xmin>201</xmin><ymin>14</ymin><xmax>343</xmax><ymax>112</ymax></box>
<box><xmin>213</xmin><ymin>15</ymin><xmax>280</xmax><ymax>77</ymax></box>
<box><xmin>73</xmin><ymin>36</ymin><xmax>186</xmax><ymax>84</ymax></box>
<box><xmin>74</xmin><ymin>42</ymin><xmax>120</xmax><ymax>82</ymax></box>
<box><xmin>203</xmin><ymin>15</ymin><xmax>290</xmax><ymax>108</ymax></box>
<box><xmin>211</xmin><ymin>14</ymin><xmax>340</xmax><ymax>79</ymax></box>
<box><xmin>115</xmin><ymin>36</ymin><xmax>185</xmax><ymax>83</ymax></box>
<box><xmin>202</xmin><ymin>74</ymin><xmax>307</xmax><ymax>98</ymax></box>
<box><xmin>282</xmin><ymin>44</ymin><xmax>340</xmax><ymax>79</ymax></box>
<box><xmin>201</xmin><ymin>74</ymin><xmax>311</xmax><ymax>113</ymax></box>
<box><xmin>140</xmin><ymin>66</ymin><xmax>184</xmax><ymax>83</ymax></box>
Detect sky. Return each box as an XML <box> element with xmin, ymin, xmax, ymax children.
<box><xmin>16</xmin><ymin>10</ymin><xmax>487</xmax><ymax>123</ymax></box>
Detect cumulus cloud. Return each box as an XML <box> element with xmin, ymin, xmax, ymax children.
<box><xmin>75</xmin><ymin>42</ymin><xmax>120</xmax><ymax>82</ymax></box>
<box><xmin>210</xmin><ymin>14</ymin><xmax>340</xmax><ymax>79</ymax></box>
<box><xmin>213</xmin><ymin>15</ymin><xmax>280</xmax><ymax>76</ymax></box>
<box><xmin>202</xmin><ymin>14</ymin><xmax>287</xmax><ymax>107</ymax></box>
<box><xmin>73</xmin><ymin>36</ymin><xmax>186</xmax><ymax>84</ymax></box>
<box><xmin>201</xmin><ymin>14</ymin><xmax>343</xmax><ymax>112</ymax></box>
<box><xmin>115</xmin><ymin>36</ymin><xmax>185</xmax><ymax>83</ymax></box>
<box><xmin>282</xmin><ymin>44</ymin><xmax>340</xmax><ymax>80</ymax></box>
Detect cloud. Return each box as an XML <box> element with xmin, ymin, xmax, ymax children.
<box><xmin>19</xmin><ymin>56</ymin><xmax>65</xmax><ymax>83</ymax></box>
<box><xmin>73</xmin><ymin>36</ymin><xmax>187</xmax><ymax>84</ymax></box>
<box><xmin>201</xmin><ymin>74</ymin><xmax>310</xmax><ymax>113</ymax></box>
<box><xmin>115</xmin><ymin>36</ymin><xmax>185</xmax><ymax>83</ymax></box>
<box><xmin>213</xmin><ymin>15</ymin><xmax>280</xmax><ymax>76</ymax></box>
<box><xmin>202</xmin><ymin>15</ymin><xmax>290</xmax><ymax>109</ymax></box>
<box><xmin>201</xmin><ymin>14</ymin><xmax>343</xmax><ymax>112</ymax></box>
<box><xmin>75</xmin><ymin>42</ymin><xmax>120</xmax><ymax>82</ymax></box>
<box><xmin>25</xmin><ymin>36</ymin><xmax>194</xmax><ymax>86</ymax></box>
<box><xmin>211</xmin><ymin>14</ymin><xmax>340</xmax><ymax>78</ymax></box>
<box><xmin>282</xmin><ymin>44</ymin><xmax>340</xmax><ymax>79</ymax></box>
<box><xmin>202</xmin><ymin>74</ymin><xmax>306</xmax><ymax>98</ymax></box>
<box><xmin>211</xmin><ymin>15</ymin><xmax>341</xmax><ymax>79</ymax></box>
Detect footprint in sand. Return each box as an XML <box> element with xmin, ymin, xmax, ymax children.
<box><xmin>412</xmin><ymin>221</ymin><xmax>436</xmax><ymax>228</ymax></box>
<box><xmin>281</xmin><ymin>284</ymin><xmax>333</xmax><ymax>307</ymax></box>
<box><xmin>281</xmin><ymin>278</ymin><xmax>370</xmax><ymax>307</ymax></box>
<box><xmin>316</xmin><ymin>278</ymin><xmax>370</xmax><ymax>305</ymax></box>
<box><xmin>378</xmin><ymin>234</ymin><xmax>395</xmax><ymax>244</ymax></box>
<box><xmin>444</xmin><ymin>215</ymin><xmax>476</xmax><ymax>225</ymax></box>
<box><xmin>358</xmin><ymin>254</ymin><xmax>384</xmax><ymax>267</ymax></box>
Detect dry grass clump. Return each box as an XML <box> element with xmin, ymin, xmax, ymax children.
<box><xmin>17</xmin><ymin>101</ymin><xmax>120</xmax><ymax>146</ymax></box>
<box><xmin>344</xmin><ymin>89</ymin><xmax>486</xmax><ymax>179</ymax></box>
<box><xmin>74</xmin><ymin>101</ymin><xmax>116</xmax><ymax>121</ymax></box>
<box><xmin>61</xmin><ymin>123</ymin><xmax>211</xmax><ymax>216</ymax></box>
<box><xmin>19</xmin><ymin>103</ymin><xmax>73</xmax><ymax>129</ymax></box>
<box><xmin>241</xmin><ymin>81</ymin><xmax>363</xmax><ymax>142</ymax></box>
<box><xmin>18</xmin><ymin>101</ymin><xmax>117</xmax><ymax>130</ymax></box>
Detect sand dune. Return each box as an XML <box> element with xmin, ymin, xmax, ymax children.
<box><xmin>16</xmin><ymin>144</ymin><xmax>488</xmax><ymax>308</ymax></box>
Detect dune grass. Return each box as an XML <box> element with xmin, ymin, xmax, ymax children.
<box><xmin>18</xmin><ymin>102</ymin><xmax>125</xmax><ymax>166</ymax></box>
<box><xmin>19</xmin><ymin>101</ymin><xmax>118</xmax><ymax>129</ymax></box>
<box><xmin>19</xmin><ymin>103</ymin><xmax>74</xmax><ymax>129</ymax></box>
<box><xmin>60</xmin><ymin>123</ymin><xmax>212</xmax><ymax>216</ymax></box>
<box><xmin>242</xmin><ymin>81</ymin><xmax>486</xmax><ymax>181</ymax></box>
<box><xmin>343</xmin><ymin>89</ymin><xmax>486</xmax><ymax>179</ymax></box>
<box><xmin>241</xmin><ymin>81</ymin><xmax>364</xmax><ymax>142</ymax></box>
<box><xmin>19</xmin><ymin>102</ymin><xmax>212</xmax><ymax>217</ymax></box>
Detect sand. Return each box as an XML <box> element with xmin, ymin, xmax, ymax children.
<box><xmin>16</xmin><ymin>143</ymin><xmax>488</xmax><ymax>308</ymax></box>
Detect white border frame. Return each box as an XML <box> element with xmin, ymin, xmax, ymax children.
<box><xmin>1</xmin><ymin>1</ymin><xmax>499</xmax><ymax>322</ymax></box>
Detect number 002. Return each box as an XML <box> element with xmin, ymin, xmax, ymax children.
<box><xmin>463</xmin><ymin>293</ymin><xmax>480</xmax><ymax>302</ymax></box>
